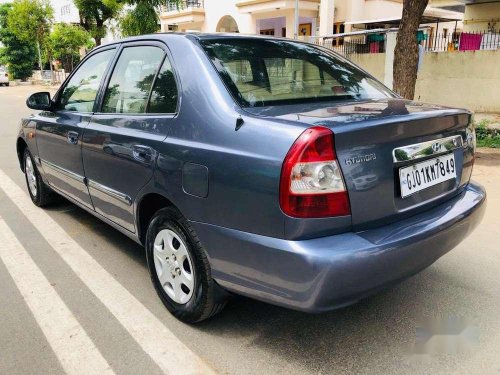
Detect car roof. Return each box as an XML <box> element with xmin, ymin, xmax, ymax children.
<box><xmin>97</xmin><ymin>32</ymin><xmax>295</xmax><ymax>48</ymax></box>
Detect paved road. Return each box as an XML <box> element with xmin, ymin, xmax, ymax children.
<box><xmin>0</xmin><ymin>85</ymin><xmax>499</xmax><ymax>375</ymax></box>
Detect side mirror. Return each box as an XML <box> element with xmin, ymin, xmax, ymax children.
<box><xmin>26</xmin><ymin>92</ymin><xmax>53</xmax><ymax>111</ymax></box>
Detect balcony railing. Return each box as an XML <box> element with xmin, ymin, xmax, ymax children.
<box><xmin>163</xmin><ymin>0</ymin><xmax>204</xmax><ymax>12</ymax></box>
<box><xmin>313</xmin><ymin>29</ymin><xmax>500</xmax><ymax>57</ymax></box>
<box><xmin>423</xmin><ymin>30</ymin><xmax>500</xmax><ymax>52</ymax></box>
<box><xmin>311</xmin><ymin>30</ymin><xmax>389</xmax><ymax>57</ymax></box>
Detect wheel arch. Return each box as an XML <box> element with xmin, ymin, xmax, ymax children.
<box><xmin>136</xmin><ymin>192</ymin><xmax>179</xmax><ymax>245</ymax></box>
<box><xmin>16</xmin><ymin>137</ymin><xmax>28</xmax><ymax>172</ymax></box>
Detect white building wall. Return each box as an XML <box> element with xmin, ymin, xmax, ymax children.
<box><xmin>334</xmin><ymin>0</ymin><xmax>348</xmax><ymax>23</ymax></box>
<box><xmin>207</xmin><ymin>0</ymin><xmax>256</xmax><ymax>34</ymax></box>
<box><xmin>51</xmin><ymin>0</ymin><xmax>80</xmax><ymax>24</ymax></box>
<box><xmin>362</xmin><ymin>0</ymin><xmax>403</xmax><ymax>20</ymax></box>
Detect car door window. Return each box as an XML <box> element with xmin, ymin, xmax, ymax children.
<box><xmin>59</xmin><ymin>49</ymin><xmax>116</xmax><ymax>113</ymax></box>
<box><xmin>101</xmin><ymin>46</ymin><xmax>165</xmax><ymax>114</ymax></box>
<box><xmin>147</xmin><ymin>57</ymin><xmax>179</xmax><ymax>114</ymax></box>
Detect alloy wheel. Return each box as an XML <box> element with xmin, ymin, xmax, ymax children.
<box><xmin>25</xmin><ymin>157</ymin><xmax>38</xmax><ymax>197</ymax></box>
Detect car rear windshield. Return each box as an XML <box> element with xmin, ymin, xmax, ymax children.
<box><xmin>200</xmin><ymin>38</ymin><xmax>394</xmax><ymax>108</ymax></box>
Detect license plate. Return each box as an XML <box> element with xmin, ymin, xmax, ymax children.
<box><xmin>399</xmin><ymin>154</ymin><xmax>456</xmax><ymax>198</ymax></box>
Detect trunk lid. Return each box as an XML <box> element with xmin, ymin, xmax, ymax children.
<box><xmin>253</xmin><ymin>99</ymin><xmax>474</xmax><ymax>230</ymax></box>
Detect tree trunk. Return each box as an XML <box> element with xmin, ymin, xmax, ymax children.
<box><xmin>94</xmin><ymin>17</ymin><xmax>104</xmax><ymax>46</ymax></box>
<box><xmin>36</xmin><ymin>39</ymin><xmax>43</xmax><ymax>71</ymax></box>
<box><xmin>392</xmin><ymin>0</ymin><xmax>428</xmax><ymax>99</ymax></box>
<box><xmin>48</xmin><ymin>50</ymin><xmax>54</xmax><ymax>84</ymax></box>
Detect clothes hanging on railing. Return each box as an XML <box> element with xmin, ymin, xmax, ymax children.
<box><xmin>459</xmin><ymin>33</ymin><xmax>483</xmax><ymax>51</ymax></box>
<box><xmin>369</xmin><ymin>42</ymin><xmax>379</xmax><ymax>53</ymax></box>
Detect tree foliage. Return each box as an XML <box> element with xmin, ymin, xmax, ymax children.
<box><xmin>120</xmin><ymin>0</ymin><xmax>181</xmax><ymax>37</ymax></box>
<box><xmin>120</xmin><ymin>2</ymin><xmax>159</xmax><ymax>37</ymax></box>
<box><xmin>7</xmin><ymin>0</ymin><xmax>53</xmax><ymax>43</ymax></box>
<box><xmin>49</xmin><ymin>23</ymin><xmax>94</xmax><ymax>72</ymax></box>
<box><xmin>393</xmin><ymin>0</ymin><xmax>429</xmax><ymax>99</ymax></box>
<box><xmin>0</xmin><ymin>3</ymin><xmax>37</xmax><ymax>80</ymax></box>
<box><xmin>7</xmin><ymin>0</ymin><xmax>53</xmax><ymax>70</ymax></box>
<box><xmin>74</xmin><ymin>0</ymin><xmax>122</xmax><ymax>46</ymax></box>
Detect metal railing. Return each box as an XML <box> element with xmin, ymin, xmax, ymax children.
<box><xmin>312</xmin><ymin>29</ymin><xmax>500</xmax><ymax>56</ymax></box>
<box><xmin>311</xmin><ymin>29</ymin><xmax>390</xmax><ymax>56</ymax></box>
<box><xmin>316</xmin><ymin>36</ymin><xmax>387</xmax><ymax>55</ymax></box>
<box><xmin>162</xmin><ymin>0</ymin><xmax>204</xmax><ymax>12</ymax></box>
<box><xmin>423</xmin><ymin>30</ymin><xmax>500</xmax><ymax>52</ymax></box>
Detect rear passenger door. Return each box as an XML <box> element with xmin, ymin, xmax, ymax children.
<box><xmin>82</xmin><ymin>42</ymin><xmax>179</xmax><ymax>232</ymax></box>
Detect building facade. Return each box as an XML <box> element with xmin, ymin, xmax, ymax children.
<box><xmin>463</xmin><ymin>1</ymin><xmax>500</xmax><ymax>32</ymax></box>
<box><xmin>431</xmin><ymin>0</ymin><xmax>500</xmax><ymax>32</ymax></box>
<box><xmin>159</xmin><ymin>0</ymin><xmax>463</xmax><ymax>39</ymax></box>
<box><xmin>51</xmin><ymin>0</ymin><xmax>80</xmax><ymax>24</ymax></box>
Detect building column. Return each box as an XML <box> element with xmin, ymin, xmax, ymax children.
<box><xmin>319</xmin><ymin>0</ymin><xmax>334</xmax><ymax>36</ymax></box>
<box><xmin>240</xmin><ymin>14</ymin><xmax>257</xmax><ymax>34</ymax></box>
<box><xmin>384</xmin><ymin>31</ymin><xmax>397</xmax><ymax>89</ymax></box>
<box><xmin>285</xmin><ymin>9</ymin><xmax>295</xmax><ymax>39</ymax></box>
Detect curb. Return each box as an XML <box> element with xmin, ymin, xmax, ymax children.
<box><xmin>475</xmin><ymin>148</ymin><xmax>500</xmax><ymax>164</ymax></box>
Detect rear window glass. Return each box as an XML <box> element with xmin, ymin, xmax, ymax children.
<box><xmin>148</xmin><ymin>57</ymin><xmax>178</xmax><ymax>114</ymax></box>
<box><xmin>200</xmin><ymin>38</ymin><xmax>394</xmax><ymax>107</ymax></box>
<box><xmin>102</xmin><ymin>46</ymin><xmax>164</xmax><ymax>114</ymax></box>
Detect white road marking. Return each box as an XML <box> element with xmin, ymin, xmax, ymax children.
<box><xmin>0</xmin><ymin>170</ymin><xmax>216</xmax><ymax>375</ymax></box>
<box><xmin>0</xmin><ymin>218</ymin><xmax>114</xmax><ymax>375</ymax></box>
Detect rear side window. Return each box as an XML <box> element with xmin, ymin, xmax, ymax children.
<box><xmin>200</xmin><ymin>38</ymin><xmax>394</xmax><ymax>107</ymax></box>
<box><xmin>102</xmin><ymin>46</ymin><xmax>164</xmax><ymax>114</ymax></box>
<box><xmin>59</xmin><ymin>49</ymin><xmax>115</xmax><ymax>112</ymax></box>
<box><xmin>148</xmin><ymin>57</ymin><xmax>178</xmax><ymax>114</ymax></box>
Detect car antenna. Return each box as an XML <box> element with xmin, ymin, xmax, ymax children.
<box><xmin>235</xmin><ymin>115</ymin><xmax>244</xmax><ymax>131</ymax></box>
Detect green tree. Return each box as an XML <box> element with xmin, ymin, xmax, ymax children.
<box><xmin>49</xmin><ymin>23</ymin><xmax>94</xmax><ymax>72</ymax></box>
<box><xmin>0</xmin><ymin>3</ymin><xmax>37</xmax><ymax>80</ymax></box>
<box><xmin>74</xmin><ymin>0</ymin><xmax>122</xmax><ymax>46</ymax></box>
<box><xmin>7</xmin><ymin>0</ymin><xmax>53</xmax><ymax>71</ymax></box>
<box><xmin>393</xmin><ymin>0</ymin><xmax>429</xmax><ymax>99</ymax></box>
<box><xmin>120</xmin><ymin>2</ymin><xmax>159</xmax><ymax>37</ymax></box>
<box><xmin>120</xmin><ymin>0</ymin><xmax>181</xmax><ymax>37</ymax></box>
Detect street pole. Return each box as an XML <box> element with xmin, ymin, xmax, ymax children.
<box><xmin>294</xmin><ymin>0</ymin><xmax>299</xmax><ymax>39</ymax></box>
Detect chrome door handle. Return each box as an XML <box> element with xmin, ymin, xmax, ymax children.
<box><xmin>67</xmin><ymin>131</ymin><xmax>79</xmax><ymax>145</ymax></box>
<box><xmin>132</xmin><ymin>145</ymin><xmax>153</xmax><ymax>163</ymax></box>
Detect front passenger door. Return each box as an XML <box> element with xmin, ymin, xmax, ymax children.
<box><xmin>35</xmin><ymin>48</ymin><xmax>117</xmax><ymax>208</ymax></box>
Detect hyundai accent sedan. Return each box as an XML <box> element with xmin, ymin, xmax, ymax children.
<box><xmin>17</xmin><ymin>34</ymin><xmax>486</xmax><ymax>323</ymax></box>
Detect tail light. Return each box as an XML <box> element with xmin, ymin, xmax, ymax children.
<box><xmin>280</xmin><ymin>126</ymin><xmax>350</xmax><ymax>218</ymax></box>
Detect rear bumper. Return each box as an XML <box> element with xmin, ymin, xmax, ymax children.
<box><xmin>190</xmin><ymin>181</ymin><xmax>486</xmax><ymax>313</ymax></box>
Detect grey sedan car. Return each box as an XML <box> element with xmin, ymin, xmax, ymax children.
<box><xmin>17</xmin><ymin>34</ymin><xmax>486</xmax><ymax>323</ymax></box>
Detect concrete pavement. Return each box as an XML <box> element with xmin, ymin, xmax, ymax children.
<box><xmin>0</xmin><ymin>85</ymin><xmax>499</xmax><ymax>375</ymax></box>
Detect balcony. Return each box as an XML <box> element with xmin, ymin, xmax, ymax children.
<box><xmin>160</xmin><ymin>0</ymin><xmax>205</xmax><ymax>25</ymax></box>
<box><xmin>235</xmin><ymin>0</ymin><xmax>320</xmax><ymax>14</ymax></box>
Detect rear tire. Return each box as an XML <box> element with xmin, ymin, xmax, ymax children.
<box><xmin>23</xmin><ymin>149</ymin><xmax>54</xmax><ymax>207</ymax></box>
<box><xmin>146</xmin><ymin>207</ymin><xmax>226</xmax><ymax>323</ymax></box>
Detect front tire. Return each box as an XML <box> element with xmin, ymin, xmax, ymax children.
<box><xmin>146</xmin><ymin>207</ymin><xmax>226</xmax><ymax>323</ymax></box>
<box><xmin>23</xmin><ymin>149</ymin><xmax>54</xmax><ymax>207</ymax></box>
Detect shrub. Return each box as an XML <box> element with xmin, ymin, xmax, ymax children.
<box><xmin>474</xmin><ymin>119</ymin><xmax>500</xmax><ymax>148</ymax></box>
